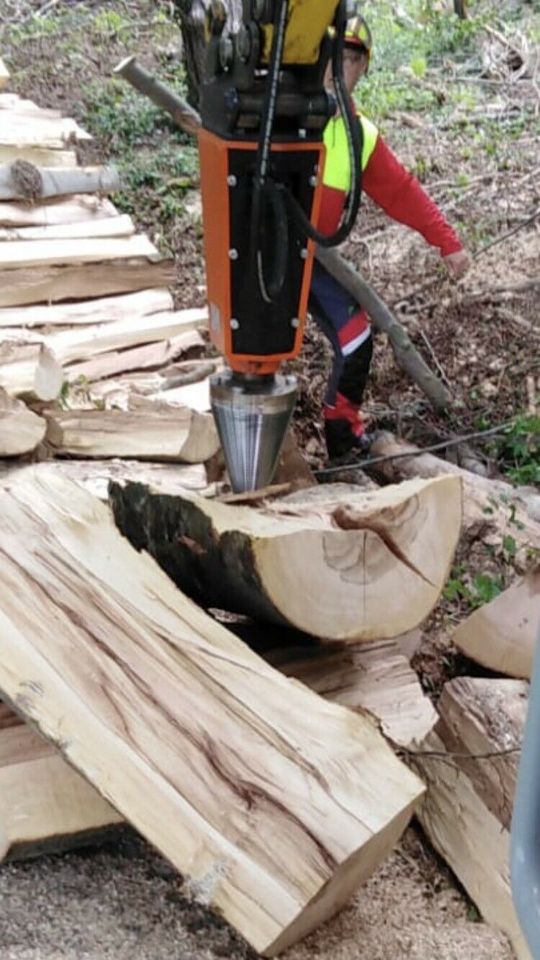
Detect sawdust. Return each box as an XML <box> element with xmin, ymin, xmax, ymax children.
<box><xmin>0</xmin><ymin>827</ymin><xmax>514</xmax><ymax>960</ymax></box>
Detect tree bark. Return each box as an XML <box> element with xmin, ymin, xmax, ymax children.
<box><xmin>109</xmin><ymin>474</ymin><xmax>462</xmax><ymax>641</ymax></box>
<box><xmin>0</xmin><ymin>469</ymin><xmax>423</xmax><ymax>956</ymax></box>
<box><xmin>0</xmin><ymin>163</ymin><xmax>120</xmax><ymax>201</ymax></box>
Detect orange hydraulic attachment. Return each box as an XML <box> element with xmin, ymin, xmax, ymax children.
<box><xmin>198</xmin><ymin>127</ymin><xmax>325</xmax><ymax>376</ymax></box>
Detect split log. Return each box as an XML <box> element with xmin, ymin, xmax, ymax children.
<box><xmin>0</xmin><ymin>147</ymin><xmax>77</xmax><ymax>167</ymax></box>
<box><xmin>370</xmin><ymin>431</ymin><xmax>540</xmax><ymax>551</ymax></box>
<box><xmin>0</xmin><ymin>458</ymin><xmax>211</xmax><ymax>500</ymax></box>
<box><xmin>0</xmin><ymin>632</ymin><xmax>434</xmax><ymax>862</ymax></box>
<box><xmin>0</xmin><ymin>470</ymin><xmax>424</xmax><ymax>956</ymax></box>
<box><xmin>0</xmin><ymin>341</ymin><xmax>62</xmax><ymax>402</ymax></box>
<box><xmin>453</xmin><ymin>570</ymin><xmax>540</xmax><ymax>679</ymax></box>
<box><xmin>0</xmin><ymin>257</ymin><xmax>175</xmax><ymax>307</ymax></box>
<box><xmin>0</xmin><ymin>94</ymin><xmax>61</xmax><ymax>116</ymax></box>
<box><xmin>412</xmin><ymin>676</ymin><xmax>530</xmax><ymax>959</ymax></box>
<box><xmin>315</xmin><ymin>248</ymin><xmax>452</xmax><ymax>411</ymax></box>
<box><xmin>0</xmin><ymin>387</ymin><xmax>46</xmax><ymax>455</ymax></box>
<box><xmin>0</xmin><ymin>163</ymin><xmax>120</xmax><ymax>201</ymax></box>
<box><xmin>0</xmin><ymin>195</ymin><xmax>118</xmax><ymax>228</ymax></box>
<box><xmin>0</xmin><ymin>235</ymin><xmax>158</xmax><ymax>269</ymax></box>
<box><xmin>45</xmin><ymin>397</ymin><xmax>219</xmax><ymax>463</ymax></box>
<box><xmin>0</xmin><ymin>287</ymin><xmax>173</xmax><ymax>328</ymax></box>
<box><xmin>109</xmin><ymin>474</ymin><xmax>462</xmax><ymax>641</ymax></box>
<box><xmin>65</xmin><ymin>330</ymin><xmax>204</xmax><ymax>384</ymax></box>
<box><xmin>0</xmin><ymin>213</ymin><xmax>135</xmax><ymax>242</ymax></box>
<box><xmin>0</xmin><ymin>113</ymin><xmax>91</xmax><ymax>148</ymax></box>
<box><xmin>46</xmin><ymin>307</ymin><xmax>207</xmax><ymax>366</ymax></box>
<box><xmin>0</xmin><ymin>717</ymin><xmax>121</xmax><ymax>861</ymax></box>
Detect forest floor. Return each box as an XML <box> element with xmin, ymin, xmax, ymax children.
<box><xmin>0</xmin><ymin>0</ymin><xmax>539</xmax><ymax>958</ymax></box>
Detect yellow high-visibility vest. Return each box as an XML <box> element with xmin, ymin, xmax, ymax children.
<box><xmin>322</xmin><ymin>114</ymin><xmax>378</xmax><ymax>191</ymax></box>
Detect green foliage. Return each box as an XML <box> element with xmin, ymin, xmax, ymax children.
<box><xmin>493</xmin><ymin>415</ymin><xmax>540</xmax><ymax>486</ymax></box>
<box><xmin>444</xmin><ymin>564</ymin><xmax>504</xmax><ymax>609</ymax></box>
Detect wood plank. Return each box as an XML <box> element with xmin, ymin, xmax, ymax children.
<box><xmin>0</xmin><ymin>214</ymin><xmax>135</xmax><ymax>242</ymax></box>
<box><xmin>0</xmin><ymin>469</ymin><xmax>424</xmax><ymax>956</ymax></box>
<box><xmin>0</xmin><ymin>387</ymin><xmax>46</xmax><ymax>455</ymax></box>
<box><xmin>0</xmin><ymin>721</ymin><xmax>121</xmax><ymax>861</ymax></box>
<box><xmin>0</xmin><ymin>258</ymin><xmax>175</xmax><ymax>307</ymax></box>
<box><xmin>413</xmin><ymin>677</ymin><xmax>530</xmax><ymax>960</ymax></box>
<box><xmin>0</xmin><ymin>195</ymin><xmax>119</xmax><ymax>228</ymax></box>
<box><xmin>0</xmin><ymin>146</ymin><xmax>77</xmax><ymax>168</ymax></box>
<box><xmin>0</xmin><ymin>288</ymin><xmax>173</xmax><ymax>328</ymax></box>
<box><xmin>453</xmin><ymin>570</ymin><xmax>540</xmax><ymax>679</ymax></box>
<box><xmin>45</xmin><ymin>399</ymin><xmax>220</xmax><ymax>463</ymax></box>
<box><xmin>110</xmin><ymin>475</ymin><xmax>462</xmax><ymax>642</ymax></box>
<box><xmin>0</xmin><ymin>235</ymin><xmax>158</xmax><ymax>269</ymax></box>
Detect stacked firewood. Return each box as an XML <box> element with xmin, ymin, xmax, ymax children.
<box><xmin>0</xmin><ymin>66</ymin><xmax>539</xmax><ymax>960</ymax></box>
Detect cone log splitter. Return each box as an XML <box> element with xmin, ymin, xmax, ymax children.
<box><xmin>198</xmin><ymin>0</ymin><xmax>363</xmax><ymax>491</ymax></box>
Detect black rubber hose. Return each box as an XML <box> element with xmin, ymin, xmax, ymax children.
<box><xmin>250</xmin><ymin>0</ymin><xmax>290</xmax><ymax>303</ymax></box>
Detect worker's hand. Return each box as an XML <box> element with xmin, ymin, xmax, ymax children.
<box><xmin>443</xmin><ymin>249</ymin><xmax>471</xmax><ymax>279</ymax></box>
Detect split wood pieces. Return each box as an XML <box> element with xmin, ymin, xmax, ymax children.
<box><xmin>0</xmin><ymin>470</ymin><xmax>424</xmax><ymax>956</ymax></box>
<box><xmin>413</xmin><ymin>677</ymin><xmax>531</xmax><ymax>959</ymax></box>
<box><xmin>110</xmin><ymin>474</ymin><xmax>462</xmax><ymax>641</ymax></box>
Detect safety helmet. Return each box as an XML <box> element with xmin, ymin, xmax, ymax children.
<box><xmin>344</xmin><ymin>15</ymin><xmax>372</xmax><ymax>57</ymax></box>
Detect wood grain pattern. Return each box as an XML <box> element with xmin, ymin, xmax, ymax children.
<box><xmin>0</xmin><ymin>470</ymin><xmax>423</xmax><ymax>955</ymax></box>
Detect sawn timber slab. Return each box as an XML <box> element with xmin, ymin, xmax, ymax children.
<box><xmin>0</xmin><ymin>469</ymin><xmax>423</xmax><ymax>956</ymax></box>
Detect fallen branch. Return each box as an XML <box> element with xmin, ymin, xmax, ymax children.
<box><xmin>315</xmin><ymin>247</ymin><xmax>452</xmax><ymax>411</ymax></box>
<box><xmin>0</xmin><ymin>161</ymin><xmax>120</xmax><ymax>201</ymax></box>
<box><xmin>114</xmin><ymin>56</ymin><xmax>202</xmax><ymax>137</ymax></box>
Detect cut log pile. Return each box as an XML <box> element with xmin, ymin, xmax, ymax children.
<box><xmin>0</xmin><ymin>67</ymin><xmax>539</xmax><ymax>960</ymax></box>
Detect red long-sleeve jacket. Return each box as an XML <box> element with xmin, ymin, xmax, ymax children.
<box><xmin>318</xmin><ymin>115</ymin><xmax>463</xmax><ymax>257</ymax></box>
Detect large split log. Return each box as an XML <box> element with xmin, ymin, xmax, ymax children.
<box><xmin>370</xmin><ymin>431</ymin><xmax>540</xmax><ymax>549</ymax></box>
<box><xmin>413</xmin><ymin>676</ymin><xmax>530</xmax><ymax>959</ymax></box>
<box><xmin>0</xmin><ymin>287</ymin><xmax>173</xmax><ymax>328</ymax></box>
<box><xmin>0</xmin><ymin>633</ymin><xmax>434</xmax><ymax>862</ymax></box>
<box><xmin>45</xmin><ymin>397</ymin><xmax>219</xmax><ymax>463</ymax></box>
<box><xmin>0</xmin><ymin>386</ymin><xmax>46</xmax><ymax>455</ymax></box>
<box><xmin>0</xmin><ymin>195</ymin><xmax>119</xmax><ymax>228</ymax></box>
<box><xmin>109</xmin><ymin>474</ymin><xmax>462</xmax><ymax>641</ymax></box>
<box><xmin>0</xmin><ymin>470</ymin><xmax>423</xmax><ymax>956</ymax></box>
<box><xmin>0</xmin><ymin>257</ymin><xmax>175</xmax><ymax>307</ymax></box>
<box><xmin>0</xmin><ymin>715</ymin><xmax>121</xmax><ymax>861</ymax></box>
<box><xmin>0</xmin><ymin>341</ymin><xmax>62</xmax><ymax>402</ymax></box>
<box><xmin>453</xmin><ymin>570</ymin><xmax>540</xmax><ymax>679</ymax></box>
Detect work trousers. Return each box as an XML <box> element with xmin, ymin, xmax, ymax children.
<box><xmin>309</xmin><ymin>261</ymin><xmax>373</xmax><ymax>458</ymax></box>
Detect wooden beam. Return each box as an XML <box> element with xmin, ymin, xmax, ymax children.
<box><xmin>64</xmin><ymin>330</ymin><xmax>204</xmax><ymax>384</ymax></box>
<box><xmin>0</xmin><ymin>469</ymin><xmax>424</xmax><ymax>956</ymax></box>
<box><xmin>109</xmin><ymin>475</ymin><xmax>462</xmax><ymax>641</ymax></box>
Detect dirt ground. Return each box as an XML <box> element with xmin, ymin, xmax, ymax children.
<box><xmin>0</xmin><ymin>1</ymin><xmax>538</xmax><ymax>958</ymax></box>
<box><xmin>0</xmin><ymin>827</ymin><xmax>514</xmax><ymax>960</ymax></box>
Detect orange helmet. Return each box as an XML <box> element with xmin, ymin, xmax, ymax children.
<box><xmin>344</xmin><ymin>15</ymin><xmax>372</xmax><ymax>57</ymax></box>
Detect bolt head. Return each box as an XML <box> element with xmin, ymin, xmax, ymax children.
<box><xmin>228</xmin><ymin>248</ymin><xmax>239</xmax><ymax>260</ymax></box>
<box><xmin>291</xmin><ymin>317</ymin><xmax>300</xmax><ymax>329</ymax></box>
<box><xmin>227</xmin><ymin>175</ymin><xmax>237</xmax><ymax>187</ymax></box>
<box><xmin>230</xmin><ymin>318</ymin><xmax>240</xmax><ymax>330</ymax></box>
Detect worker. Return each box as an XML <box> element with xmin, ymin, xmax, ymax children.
<box><xmin>310</xmin><ymin>14</ymin><xmax>470</xmax><ymax>461</ymax></box>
